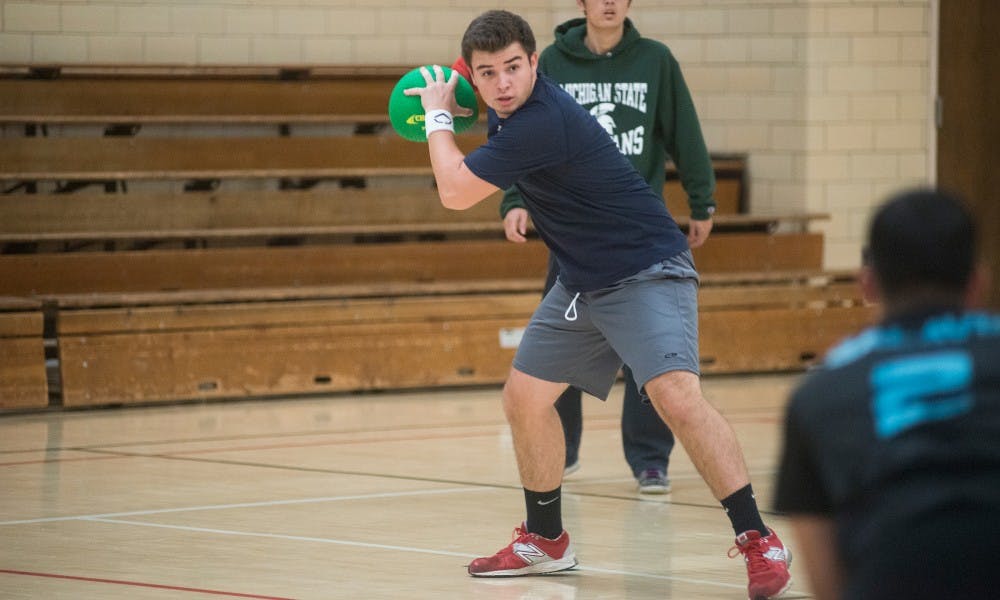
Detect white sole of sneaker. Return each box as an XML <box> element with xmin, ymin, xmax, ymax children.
<box><xmin>638</xmin><ymin>483</ymin><xmax>671</xmax><ymax>494</ymax></box>
<box><xmin>749</xmin><ymin>576</ymin><xmax>792</xmax><ymax>600</ymax></box>
<box><xmin>468</xmin><ymin>554</ymin><xmax>578</xmax><ymax>577</ymax></box>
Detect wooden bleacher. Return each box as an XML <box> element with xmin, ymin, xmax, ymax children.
<box><xmin>0</xmin><ymin>297</ymin><xmax>48</xmax><ymax>408</ymax></box>
<box><xmin>0</xmin><ymin>64</ymin><xmax>434</xmax><ymax>124</ymax></box>
<box><xmin>0</xmin><ymin>190</ymin><xmax>818</xmax><ymax>245</ymax></box>
<box><xmin>50</xmin><ymin>273</ymin><xmax>868</xmax><ymax>407</ymax></box>
<box><xmin>0</xmin><ymin>64</ymin><xmax>874</xmax><ymax>409</ymax></box>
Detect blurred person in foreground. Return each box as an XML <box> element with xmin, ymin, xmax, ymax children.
<box><xmin>774</xmin><ymin>187</ymin><xmax>1000</xmax><ymax>600</ymax></box>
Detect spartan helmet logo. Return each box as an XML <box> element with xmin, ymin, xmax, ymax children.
<box><xmin>590</xmin><ymin>102</ymin><xmax>617</xmax><ymax>137</ymax></box>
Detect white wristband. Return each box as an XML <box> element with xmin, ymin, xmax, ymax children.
<box><xmin>424</xmin><ymin>109</ymin><xmax>455</xmax><ymax>136</ymax></box>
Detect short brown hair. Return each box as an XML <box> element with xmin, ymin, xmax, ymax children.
<box><xmin>461</xmin><ymin>10</ymin><xmax>536</xmax><ymax>66</ymax></box>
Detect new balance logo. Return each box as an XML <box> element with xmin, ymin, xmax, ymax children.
<box><xmin>512</xmin><ymin>542</ymin><xmax>548</xmax><ymax>564</ymax></box>
<box><xmin>763</xmin><ymin>547</ymin><xmax>787</xmax><ymax>562</ymax></box>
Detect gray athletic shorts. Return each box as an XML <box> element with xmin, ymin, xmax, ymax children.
<box><xmin>513</xmin><ymin>250</ymin><xmax>700</xmax><ymax>401</ymax></box>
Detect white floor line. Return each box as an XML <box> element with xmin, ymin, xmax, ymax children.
<box><xmin>564</xmin><ymin>468</ymin><xmax>775</xmax><ymax>485</ymax></box>
<box><xmin>87</xmin><ymin>517</ymin><xmax>477</xmax><ymax>559</ymax></box>
<box><xmin>84</xmin><ymin>517</ymin><xmax>749</xmax><ymax>591</ymax></box>
<box><xmin>0</xmin><ymin>486</ymin><xmax>491</xmax><ymax>526</ymax></box>
<box><xmin>575</xmin><ymin>564</ymin><xmax>746</xmax><ymax>590</ymax></box>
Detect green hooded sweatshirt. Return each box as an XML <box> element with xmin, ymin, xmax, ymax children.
<box><xmin>500</xmin><ymin>18</ymin><xmax>716</xmax><ymax>220</ymax></box>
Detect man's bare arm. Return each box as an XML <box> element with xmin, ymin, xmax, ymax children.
<box><xmin>789</xmin><ymin>515</ymin><xmax>843</xmax><ymax>600</ymax></box>
<box><xmin>426</xmin><ymin>131</ymin><xmax>499</xmax><ymax>209</ymax></box>
<box><xmin>405</xmin><ymin>65</ymin><xmax>499</xmax><ymax>210</ymax></box>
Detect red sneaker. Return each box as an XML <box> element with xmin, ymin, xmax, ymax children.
<box><xmin>728</xmin><ymin>528</ymin><xmax>792</xmax><ymax>599</ymax></box>
<box><xmin>468</xmin><ymin>524</ymin><xmax>577</xmax><ymax>577</ymax></box>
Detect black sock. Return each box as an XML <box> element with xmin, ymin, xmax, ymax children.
<box><xmin>524</xmin><ymin>486</ymin><xmax>563</xmax><ymax>539</ymax></box>
<box><xmin>721</xmin><ymin>484</ymin><xmax>768</xmax><ymax>537</ymax></box>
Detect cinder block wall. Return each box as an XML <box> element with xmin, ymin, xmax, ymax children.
<box><xmin>0</xmin><ymin>0</ymin><xmax>934</xmax><ymax>269</ymax></box>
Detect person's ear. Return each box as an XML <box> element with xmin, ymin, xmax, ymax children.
<box><xmin>859</xmin><ymin>265</ymin><xmax>882</xmax><ymax>305</ymax></box>
<box><xmin>964</xmin><ymin>263</ymin><xmax>992</xmax><ymax>309</ymax></box>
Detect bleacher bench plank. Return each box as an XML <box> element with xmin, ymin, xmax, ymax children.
<box><xmin>57</xmin><ymin>278</ymin><xmax>866</xmax><ymax>336</ymax></box>
<box><xmin>0</xmin><ymin>78</ymin><xmax>412</xmax><ymax>124</ymax></box>
<box><xmin>24</xmin><ymin>268</ymin><xmax>859</xmax><ymax>311</ymax></box>
<box><xmin>0</xmin><ymin>147</ymin><xmax>745</xmax><ymax>220</ymax></box>
<box><xmin>58</xmin><ymin>317</ymin><xmax>524</xmax><ymax>406</ymax></box>
<box><xmin>700</xmin><ymin>277</ymin><xmax>862</xmax><ymax>309</ymax></box>
<box><xmin>0</xmin><ymin>66</ymin><xmax>490</xmax><ymax>125</ymax></box>
<box><xmin>35</xmin><ymin>272</ymin><xmax>835</xmax><ymax>311</ymax></box>
<box><xmin>0</xmin><ymin>64</ymin><xmax>412</xmax><ymax>78</ymax></box>
<box><xmin>57</xmin><ymin>294</ymin><xmax>540</xmax><ymax>336</ymax></box>
<box><xmin>0</xmin><ymin>190</ymin><xmax>820</xmax><ymax>242</ymax></box>
<box><xmin>0</xmin><ymin>135</ymin><xmax>487</xmax><ymax>181</ymax></box>
<box><xmin>55</xmin><ymin>281</ymin><xmax>872</xmax><ymax>406</ymax></box>
<box><xmin>0</xmin><ymin>301</ymin><xmax>49</xmax><ymax>409</ymax></box>
<box><xmin>0</xmin><ymin>135</ymin><xmax>742</xmax><ymax>184</ymax></box>
<box><xmin>57</xmin><ymin>294</ymin><xmax>537</xmax><ymax>406</ymax></box>
<box><xmin>700</xmin><ymin>305</ymin><xmax>874</xmax><ymax>373</ymax></box>
<box><xmin>30</xmin><ymin>280</ymin><xmax>545</xmax><ymax>310</ymax></box>
<box><xmin>59</xmin><ymin>292</ymin><xmax>539</xmax><ymax>406</ymax></box>
<box><xmin>0</xmin><ymin>235</ymin><xmax>823</xmax><ymax>301</ymax></box>
<box><xmin>698</xmin><ymin>232</ymin><xmax>823</xmax><ymax>273</ymax></box>
<box><xmin>666</xmin><ymin>177</ymin><xmax>741</xmax><ymax>216</ymax></box>
<box><xmin>0</xmin><ymin>241</ymin><xmax>548</xmax><ymax>298</ymax></box>
<box><xmin>0</xmin><ymin>189</ymin><xmax>503</xmax><ymax>241</ymax></box>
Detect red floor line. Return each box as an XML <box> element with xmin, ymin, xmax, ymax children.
<box><xmin>0</xmin><ymin>428</ymin><xmax>497</xmax><ymax>467</ymax></box>
<box><xmin>166</xmin><ymin>427</ymin><xmax>506</xmax><ymax>456</ymax></box>
<box><xmin>0</xmin><ymin>415</ymin><xmax>779</xmax><ymax>468</ymax></box>
<box><xmin>0</xmin><ymin>568</ymin><xmax>295</xmax><ymax>599</ymax></box>
<box><xmin>165</xmin><ymin>416</ymin><xmax>780</xmax><ymax>456</ymax></box>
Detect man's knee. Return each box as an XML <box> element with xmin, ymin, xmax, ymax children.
<box><xmin>502</xmin><ymin>367</ymin><xmax>566</xmax><ymax>418</ymax></box>
<box><xmin>644</xmin><ymin>370</ymin><xmax>704</xmax><ymax>426</ymax></box>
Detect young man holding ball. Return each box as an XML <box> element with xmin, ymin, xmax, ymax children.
<box><xmin>405</xmin><ymin>10</ymin><xmax>791</xmax><ymax>599</ymax></box>
<box><xmin>496</xmin><ymin>0</ymin><xmax>716</xmax><ymax>494</ymax></box>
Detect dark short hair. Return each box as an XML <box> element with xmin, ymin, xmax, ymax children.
<box><xmin>461</xmin><ymin>10</ymin><xmax>536</xmax><ymax>67</ymax></box>
<box><xmin>866</xmin><ymin>187</ymin><xmax>976</xmax><ymax>298</ymax></box>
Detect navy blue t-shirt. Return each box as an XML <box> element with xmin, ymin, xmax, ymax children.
<box><xmin>463</xmin><ymin>74</ymin><xmax>688</xmax><ymax>292</ymax></box>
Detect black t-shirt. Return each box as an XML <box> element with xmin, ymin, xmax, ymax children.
<box><xmin>775</xmin><ymin>309</ymin><xmax>1000</xmax><ymax>589</ymax></box>
<box><xmin>464</xmin><ymin>74</ymin><xmax>688</xmax><ymax>293</ymax></box>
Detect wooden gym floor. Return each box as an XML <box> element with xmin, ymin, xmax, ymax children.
<box><xmin>0</xmin><ymin>373</ymin><xmax>813</xmax><ymax>599</ymax></box>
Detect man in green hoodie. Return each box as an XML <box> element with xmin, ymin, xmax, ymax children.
<box><xmin>499</xmin><ymin>0</ymin><xmax>716</xmax><ymax>494</ymax></box>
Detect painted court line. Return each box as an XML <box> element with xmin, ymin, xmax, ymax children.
<box><xmin>577</xmin><ymin>564</ymin><xmax>745</xmax><ymax>591</ymax></box>
<box><xmin>0</xmin><ymin>517</ymin><xmax>766</xmax><ymax>593</ymax></box>
<box><xmin>0</xmin><ymin>453</ymin><xmax>131</xmax><ymax>468</ymax></box>
<box><xmin>0</xmin><ymin>425</ymin><xmax>508</xmax><ymax>468</ymax></box>
<box><xmin>0</xmin><ymin>486</ymin><xmax>490</xmax><ymax>526</ymax></box>
<box><xmin>84</xmin><ymin>518</ymin><xmax>748</xmax><ymax>591</ymax></box>
<box><xmin>0</xmin><ymin>568</ymin><xmax>294</xmax><ymax>599</ymax></box>
<box><xmin>88</xmin><ymin>517</ymin><xmax>477</xmax><ymax>559</ymax></box>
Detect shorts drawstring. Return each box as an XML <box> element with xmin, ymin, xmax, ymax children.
<box><xmin>564</xmin><ymin>292</ymin><xmax>580</xmax><ymax>321</ymax></box>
